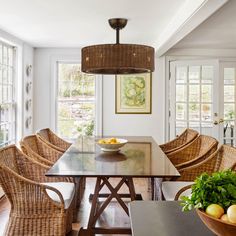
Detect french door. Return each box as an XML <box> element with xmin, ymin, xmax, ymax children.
<box><xmin>169</xmin><ymin>60</ymin><xmax>219</xmax><ymax>141</ymax></box>
<box><xmin>169</xmin><ymin>60</ymin><xmax>236</xmax><ymax>146</ymax></box>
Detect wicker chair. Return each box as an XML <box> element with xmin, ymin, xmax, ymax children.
<box><xmin>153</xmin><ymin>135</ymin><xmax>218</xmax><ymax>200</ymax></box>
<box><xmin>167</xmin><ymin>135</ymin><xmax>218</xmax><ymax>169</ymax></box>
<box><xmin>20</xmin><ymin>134</ymin><xmax>63</xmax><ymax>166</ymax></box>
<box><xmin>20</xmin><ymin>135</ymin><xmax>84</xmax><ymax>208</ymax></box>
<box><xmin>0</xmin><ymin>145</ymin><xmax>76</xmax><ymax>235</ymax></box>
<box><xmin>159</xmin><ymin>129</ymin><xmax>199</xmax><ymax>154</ymax></box>
<box><xmin>37</xmin><ymin>128</ymin><xmax>71</xmax><ymax>153</ymax></box>
<box><xmin>163</xmin><ymin>144</ymin><xmax>236</xmax><ymax>201</ymax></box>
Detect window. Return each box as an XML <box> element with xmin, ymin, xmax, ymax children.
<box><xmin>57</xmin><ymin>63</ymin><xmax>96</xmax><ymax>139</ymax></box>
<box><xmin>0</xmin><ymin>41</ymin><xmax>16</xmax><ymax>147</ymax></box>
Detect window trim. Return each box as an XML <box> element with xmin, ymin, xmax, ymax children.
<box><xmin>0</xmin><ymin>40</ymin><xmax>17</xmax><ymax>146</ymax></box>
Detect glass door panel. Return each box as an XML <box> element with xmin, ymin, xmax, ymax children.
<box><xmin>222</xmin><ymin>65</ymin><xmax>236</xmax><ymax>146</ymax></box>
<box><xmin>170</xmin><ymin>61</ymin><xmax>218</xmax><ymax>139</ymax></box>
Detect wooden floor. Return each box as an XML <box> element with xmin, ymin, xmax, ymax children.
<box><xmin>0</xmin><ymin>178</ymin><xmax>151</xmax><ymax>236</ymax></box>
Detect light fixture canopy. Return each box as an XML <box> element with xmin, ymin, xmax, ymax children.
<box><xmin>81</xmin><ymin>18</ymin><xmax>155</xmax><ymax>74</ymax></box>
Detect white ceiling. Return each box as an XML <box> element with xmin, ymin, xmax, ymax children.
<box><xmin>174</xmin><ymin>0</ymin><xmax>236</xmax><ymax>49</ymax></box>
<box><xmin>0</xmin><ymin>0</ymin><xmax>186</xmax><ymax>48</ymax></box>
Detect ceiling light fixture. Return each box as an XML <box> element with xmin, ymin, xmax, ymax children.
<box><xmin>81</xmin><ymin>18</ymin><xmax>155</xmax><ymax>74</ymax></box>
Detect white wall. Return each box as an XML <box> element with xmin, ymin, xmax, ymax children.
<box><xmin>33</xmin><ymin>48</ymin><xmax>166</xmax><ymax>143</ymax></box>
<box><xmin>102</xmin><ymin>56</ymin><xmax>165</xmax><ymax>143</ymax></box>
<box><xmin>22</xmin><ymin>44</ymin><xmax>34</xmax><ymax>136</ymax></box>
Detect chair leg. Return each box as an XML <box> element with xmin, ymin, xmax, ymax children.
<box><xmin>151</xmin><ymin>177</ymin><xmax>154</xmax><ymax>200</ymax></box>
<box><xmin>75</xmin><ymin>177</ymin><xmax>86</xmax><ymax>208</ymax></box>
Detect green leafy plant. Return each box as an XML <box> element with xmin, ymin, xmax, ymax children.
<box><xmin>181</xmin><ymin>170</ymin><xmax>236</xmax><ymax>212</ymax></box>
<box><xmin>84</xmin><ymin>120</ymin><xmax>94</xmax><ymax>136</ymax></box>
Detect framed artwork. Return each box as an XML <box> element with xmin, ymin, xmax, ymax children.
<box><xmin>115</xmin><ymin>73</ymin><xmax>152</xmax><ymax>114</ymax></box>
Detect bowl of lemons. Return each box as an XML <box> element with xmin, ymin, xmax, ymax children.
<box><xmin>181</xmin><ymin>170</ymin><xmax>236</xmax><ymax>236</ymax></box>
<box><xmin>97</xmin><ymin>138</ymin><xmax>128</xmax><ymax>152</ymax></box>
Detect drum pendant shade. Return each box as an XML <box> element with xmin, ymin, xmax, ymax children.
<box><xmin>81</xmin><ymin>18</ymin><xmax>155</xmax><ymax>74</ymax></box>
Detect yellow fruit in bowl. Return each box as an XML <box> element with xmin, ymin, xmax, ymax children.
<box><xmin>227</xmin><ymin>205</ymin><xmax>236</xmax><ymax>223</ymax></box>
<box><xmin>221</xmin><ymin>214</ymin><xmax>230</xmax><ymax>222</ymax></box>
<box><xmin>206</xmin><ymin>204</ymin><xmax>224</xmax><ymax>219</ymax></box>
<box><xmin>110</xmin><ymin>138</ymin><xmax>117</xmax><ymax>143</ymax></box>
<box><xmin>98</xmin><ymin>138</ymin><xmax>120</xmax><ymax>144</ymax></box>
<box><xmin>98</xmin><ymin>139</ymin><xmax>106</xmax><ymax>144</ymax></box>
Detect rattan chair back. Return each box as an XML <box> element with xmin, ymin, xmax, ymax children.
<box><xmin>160</xmin><ymin>129</ymin><xmax>198</xmax><ymax>154</ymax></box>
<box><xmin>37</xmin><ymin>128</ymin><xmax>71</xmax><ymax>152</ymax></box>
<box><xmin>175</xmin><ymin>144</ymin><xmax>236</xmax><ymax>182</ymax></box>
<box><xmin>168</xmin><ymin>135</ymin><xmax>218</xmax><ymax>169</ymax></box>
<box><xmin>216</xmin><ymin>145</ymin><xmax>236</xmax><ymax>171</ymax></box>
<box><xmin>20</xmin><ymin>135</ymin><xmax>62</xmax><ymax>166</ymax></box>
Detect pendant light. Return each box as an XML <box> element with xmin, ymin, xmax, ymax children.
<box><xmin>81</xmin><ymin>18</ymin><xmax>155</xmax><ymax>74</ymax></box>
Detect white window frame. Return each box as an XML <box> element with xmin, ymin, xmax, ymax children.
<box><xmin>50</xmin><ymin>55</ymin><xmax>103</xmax><ymax>137</ymax></box>
<box><xmin>0</xmin><ymin>40</ymin><xmax>17</xmax><ymax>146</ymax></box>
<box><xmin>0</xmin><ymin>35</ymin><xmax>23</xmax><ymax>198</ymax></box>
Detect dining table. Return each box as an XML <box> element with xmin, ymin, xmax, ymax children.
<box><xmin>46</xmin><ymin>136</ymin><xmax>180</xmax><ymax>235</ymax></box>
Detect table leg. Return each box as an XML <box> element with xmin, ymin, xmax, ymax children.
<box><xmin>80</xmin><ymin>177</ymin><xmax>136</xmax><ymax>235</ymax></box>
<box><xmin>126</xmin><ymin>177</ymin><xmax>136</xmax><ymax>201</ymax></box>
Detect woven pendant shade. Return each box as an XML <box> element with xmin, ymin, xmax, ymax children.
<box><xmin>81</xmin><ymin>18</ymin><xmax>155</xmax><ymax>75</ymax></box>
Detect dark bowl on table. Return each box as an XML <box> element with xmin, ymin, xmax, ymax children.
<box><xmin>196</xmin><ymin>209</ymin><xmax>236</xmax><ymax>236</ymax></box>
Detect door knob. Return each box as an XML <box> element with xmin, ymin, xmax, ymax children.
<box><xmin>214</xmin><ymin>119</ymin><xmax>224</xmax><ymax>125</ymax></box>
<box><xmin>219</xmin><ymin>118</ymin><xmax>224</xmax><ymax>124</ymax></box>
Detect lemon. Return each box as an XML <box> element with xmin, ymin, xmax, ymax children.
<box><xmin>206</xmin><ymin>204</ymin><xmax>224</xmax><ymax>219</ymax></box>
<box><xmin>220</xmin><ymin>214</ymin><xmax>230</xmax><ymax>222</ymax></box>
<box><xmin>98</xmin><ymin>139</ymin><xmax>106</xmax><ymax>144</ymax></box>
<box><xmin>227</xmin><ymin>205</ymin><xmax>236</xmax><ymax>223</ymax></box>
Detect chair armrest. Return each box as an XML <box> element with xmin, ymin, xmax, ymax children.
<box><xmin>174</xmin><ymin>184</ymin><xmax>193</xmax><ymax>201</ymax></box>
<box><xmin>3</xmin><ymin>167</ymin><xmax>65</xmax><ymax>212</ymax></box>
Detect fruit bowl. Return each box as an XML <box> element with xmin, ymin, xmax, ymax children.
<box><xmin>96</xmin><ymin>138</ymin><xmax>128</xmax><ymax>152</ymax></box>
<box><xmin>196</xmin><ymin>209</ymin><xmax>236</xmax><ymax>236</ymax></box>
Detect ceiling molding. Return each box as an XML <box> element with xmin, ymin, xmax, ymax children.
<box><xmin>156</xmin><ymin>0</ymin><xmax>228</xmax><ymax>57</ymax></box>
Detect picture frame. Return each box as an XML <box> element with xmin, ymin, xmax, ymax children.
<box><xmin>115</xmin><ymin>73</ymin><xmax>152</xmax><ymax>114</ymax></box>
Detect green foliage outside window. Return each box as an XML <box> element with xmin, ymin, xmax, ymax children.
<box><xmin>57</xmin><ymin>63</ymin><xmax>95</xmax><ymax>139</ymax></box>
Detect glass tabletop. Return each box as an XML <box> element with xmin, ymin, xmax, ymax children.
<box><xmin>46</xmin><ymin>136</ymin><xmax>180</xmax><ymax>178</ymax></box>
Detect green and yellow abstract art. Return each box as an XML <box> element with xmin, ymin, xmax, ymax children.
<box><xmin>116</xmin><ymin>73</ymin><xmax>152</xmax><ymax>114</ymax></box>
